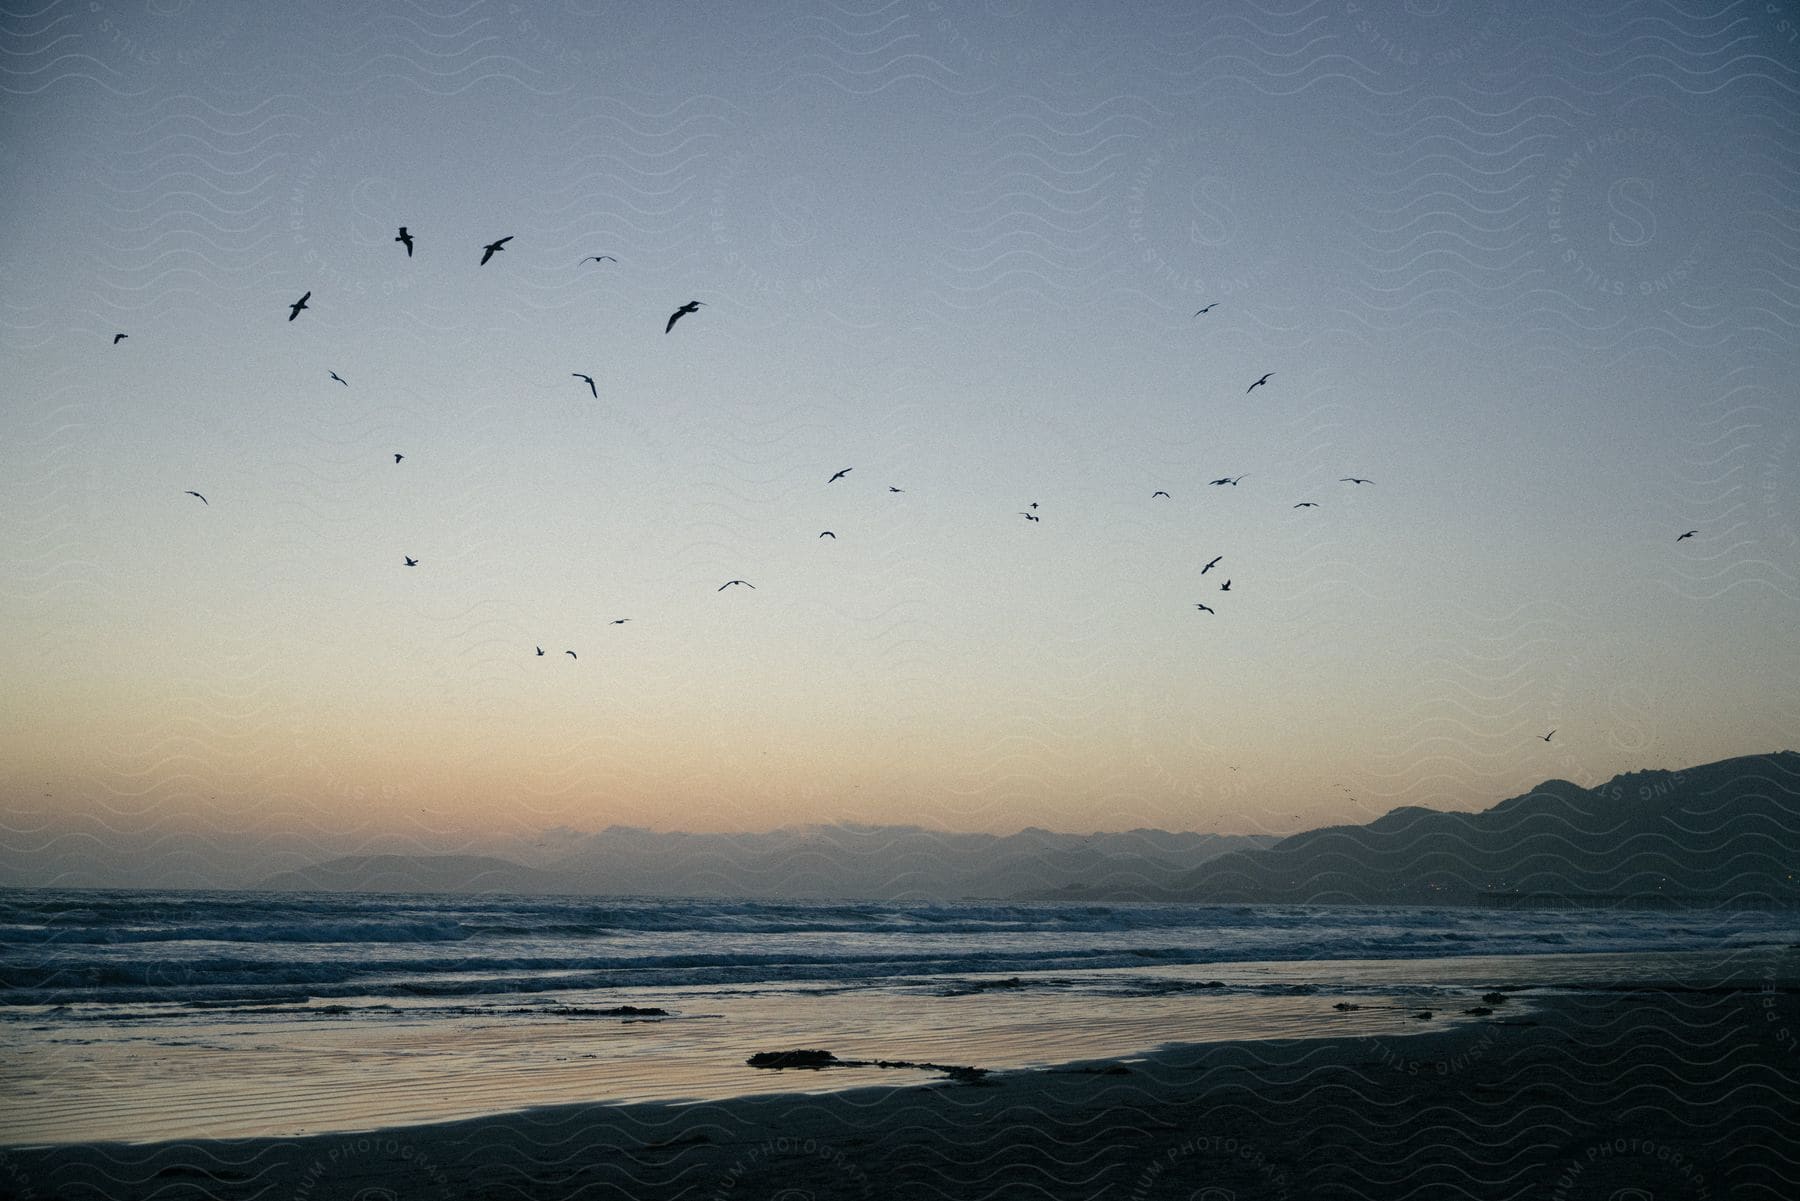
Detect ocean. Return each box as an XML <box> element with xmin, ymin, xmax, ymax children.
<box><xmin>2</xmin><ymin>890</ymin><xmax>1794</xmax><ymax>1146</ymax></box>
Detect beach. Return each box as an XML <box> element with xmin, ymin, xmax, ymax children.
<box><xmin>4</xmin><ymin>893</ymin><xmax>1796</xmax><ymax>1198</ymax></box>
<box><xmin>6</xmin><ymin>983</ymin><xmax>1796</xmax><ymax>1200</ymax></box>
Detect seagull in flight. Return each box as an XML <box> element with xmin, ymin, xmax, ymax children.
<box><xmin>573</xmin><ymin>373</ymin><xmax>597</xmax><ymax>397</ymax></box>
<box><xmin>330</xmin><ymin>371</ymin><xmax>347</xmax><ymax>386</ymax></box>
<box><xmin>393</xmin><ymin>453</ymin><xmax>404</xmax><ymax>464</ymax></box>
<box><xmin>1677</xmin><ymin>530</ymin><xmax>1697</xmax><ymax>541</ymax></box>
<box><xmin>1220</xmin><ymin>579</ymin><xmax>1232</xmax><ymax>591</ymax></box>
<box><xmin>395</xmin><ymin>227</ymin><xmax>413</xmax><ymax>257</ymax></box>
<box><xmin>828</xmin><ymin>467</ymin><xmax>852</xmax><ymax>483</ymax></box>
<box><xmin>581</xmin><ymin>255</ymin><xmax>617</xmax><ymax>265</ymax></box>
<box><xmin>666</xmin><ymin>300</ymin><xmax>705</xmax><ymax>333</ymax></box>
<box><xmin>535</xmin><ymin>646</ymin><xmax>545</xmax><ymax>656</ymax></box>
<box><xmin>112</xmin><ymin>333</ymin><xmax>128</xmax><ymax>344</ymax></box>
<box><xmin>610</xmin><ymin>618</ymin><xmax>630</xmax><ymax>625</ymax></box>
<box><xmin>566</xmin><ymin>650</ymin><xmax>577</xmax><ymax>659</ymax></box>
<box><xmin>1020</xmin><ymin>511</ymin><xmax>1040</xmax><ymax>522</ymax></box>
<box><xmin>889</xmin><ymin>486</ymin><xmax>904</xmax><ymax>493</ymax></box>
<box><xmin>719</xmin><ymin>579</ymin><xmax>755</xmax><ymax>591</ymax></box>
<box><xmin>1541</xmin><ymin>729</ymin><xmax>1555</xmax><ymax>742</ymax></box>
<box><xmin>1341</xmin><ymin>477</ymin><xmax>1373</xmax><ymax>485</ymax></box>
<box><xmin>1209</xmin><ymin>475</ymin><xmax>1246</xmax><ymax>486</ymax></box>
<box><xmin>1194</xmin><ymin>603</ymin><xmax>1215</xmax><ymax>614</ymax></box>
<box><xmin>480</xmin><ymin>237</ymin><xmax>512</xmax><ymax>266</ymax></box>
<box><xmin>184</xmin><ymin>491</ymin><xmax>207</xmax><ymax>505</ymax></box>
<box><xmin>404</xmin><ymin>556</ymin><xmax>418</xmax><ymax>567</ymax></box>
<box><xmin>1246</xmin><ymin>372</ymin><xmax>1273</xmax><ymax>393</ymax></box>
<box><xmin>1193</xmin><ymin>303</ymin><xmax>1219</xmax><ymax>316</ymax></box>
<box><xmin>1294</xmin><ymin>502</ymin><xmax>1318</xmax><ymax>508</ymax></box>
<box><xmin>1152</xmin><ymin>490</ymin><xmax>1170</xmax><ymax>498</ymax></box>
<box><xmin>288</xmin><ymin>292</ymin><xmax>310</xmax><ymax>321</ymax></box>
<box><xmin>819</xmin><ymin>531</ymin><xmax>836</xmax><ymax>538</ymax></box>
<box><xmin>1201</xmin><ymin>555</ymin><xmax>1222</xmax><ymax>574</ymax></box>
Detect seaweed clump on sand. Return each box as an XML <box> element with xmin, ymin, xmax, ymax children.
<box><xmin>517</xmin><ymin>1004</ymin><xmax>670</xmax><ymax>1018</ymax></box>
<box><xmin>747</xmin><ymin>1049</ymin><xmax>989</xmax><ymax>1083</ymax></box>
<box><xmin>747</xmin><ymin>1049</ymin><xmax>840</xmax><ymax>1069</ymax></box>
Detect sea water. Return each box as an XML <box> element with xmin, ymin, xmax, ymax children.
<box><xmin>1</xmin><ymin>890</ymin><xmax>1793</xmax><ymax>1145</ymax></box>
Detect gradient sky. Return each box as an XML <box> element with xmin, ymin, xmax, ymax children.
<box><xmin>3</xmin><ymin>1</ymin><xmax>1798</xmax><ymax>884</ymax></box>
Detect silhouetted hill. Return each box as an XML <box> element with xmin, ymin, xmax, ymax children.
<box><xmin>1044</xmin><ymin>752</ymin><xmax>1800</xmax><ymax>906</ymax></box>
<box><xmin>257</xmin><ymin>826</ymin><xmax>1275</xmax><ymax>899</ymax></box>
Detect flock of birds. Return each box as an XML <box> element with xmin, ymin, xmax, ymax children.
<box><xmin>132</xmin><ymin>228</ymin><xmax>1704</xmax><ymax>740</ymax></box>
<box><xmin>146</xmin><ymin>232</ymin><xmax>726</xmax><ymax>660</ymax></box>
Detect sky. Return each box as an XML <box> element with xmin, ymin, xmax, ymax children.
<box><xmin>2</xmin><ymin>1</ymin><xmax>1798</xmax><ymax>884</ymax></box>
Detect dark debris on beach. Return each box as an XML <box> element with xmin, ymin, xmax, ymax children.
<box><xmin>747</xmin><ymin>1048</ymin><xmax>991</xmax><ymax>1083</ymax></box>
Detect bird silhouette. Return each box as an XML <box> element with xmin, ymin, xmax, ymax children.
<box><xmin>536</xmin><ymin>646</ymin><xmax>545</xmax><ymax>656</ymax></box>
<box><xmin>395</xmin><ymin>227</ymin><xmax>413</xmax><ymax>257</ymax></box>
<box><xmin>480</xmin><ymin>236</ymin><xmax>512</xmax><ymax>265</ymax></box>
<box><xmin>581</xmin><ymin>255</ymin><xmax>617</xmax><ymax>264</ymax></box>
<box><xmin>1542</xmin><ymin>730</ymin><xmax>1555</xmax><ymax>742</ymax></box>
<box><xmin>1152</xmin><ymin>490</ymin><xmax>1170</xmax><ymax>498</ymax></box>
<box><xmin>1677</xmin><ymin>530</ymin><xmax>1697</xmax><ymax>541</ymax></box>
<box><xmin>889</xmin><ymin>486</ymin><xmax>904</xmax><ymax>493</ymax></box>
<box><xmin>565</xmin><ymin>650</ymin><xmax>577</xmax><ymax>659</ymax></box>
<box><xmin>1193</xmin><ymin>303</ymin><xmax>1219</xmax><ymax>316</ymax></box>
<box><xmin>1209</xmin><ymin>475</ymin><xmax>1246</xmax><ymax>486</ymax></box>
<box><xmin>666</xmin><ymin>300</ymin><xmax>704</xmax><ymax>333</ymax></box>
<box><xmin>1220</xmin><ymin>579</ymin><xmax>1232</xmax><ymax>591</ymax></box>
<box><xmin>1294</xmin><ymin>502</ymin><xmax>1318</xmax><ymax>508</ymax></box>
<box><xmin>1194</xmin><ymin>603</ymin><xmax>1215</xmax><ymax>614</ymax></box>
<box><xmin>184</xmin><ymin>491</ymin><xmax>207</xmax><ymax>505</ymax></box>
<box><xmin>1246</xmin><ymin>372</ymin><xmax>1273</xmax><ymax>393</ymax></box>
<box><xmin>828</xmin><ymin>467</ymin><xmax>852</xmax><ymax>483</ymax></box>
<box><xmin>1201</xmin><ymin>556</ymin><xmax>1222</xmax><ymax>574</ymax></box>
<box><xmin>330</xmin><ymin>371</ymin><xmax>347</xmax><ymax>386</ymax></box>
<box><xmin>719</xmin><ymin>579</ymin><xmax>755</xmax><ymax>590</ymax></box>
<box><xmin>288</xmin><ymin>292</ymin><xmax>310</xmax><ymax>321</ymax></box>
<box><xmin>610</xmin><ymin>618</ymin><xmax>630</xmax><ymax>625</ymax></box>
<box><xmin>1341</xmin><ymin>477</ymin><xmax>1373</xmax><ymax>485</ymax></box>
<box><xmin>1020</xmin><ymin>511</ymin><xmax>1040</xmax><ymax>522</ymax></box>
<box><xmin>393</xmin><ymin>453</ymin><xmax>404</xmax><ymax>464</ymax></box>
<box><xmin>112</xmin><ymin>333</ymin><xmax>127</xmax><ymax>344</ymax></box>
<box><xmin>1029</xmin><ymin>502</ymin><xmax>1038</xmax><ymax>509</ymax></box>
<box><xmin>573</xmin><ymin>373</ymin><xmax>596</xmax><ymax>397</ymax></box>
<box><xmin>404</xmin><ymin>556</ymin><xmax>418</xmax><ymax>566</ymax></box>
<box><xmin>819</xmin><ymin>531</ymin><xmax>835</xmax><ymax>538</ymax></box>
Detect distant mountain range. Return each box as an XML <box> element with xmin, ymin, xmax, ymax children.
<box><xmin>258</xmin><ymin>826</ymin><xmax>1277</xmax><ymax>900</ymax></box>
<box><xmin>255</xmin><ymin>751</ymin><xmax>1800</xmax><ymax>905</ymax></box>
<box><xmin>1038</xmin><ymin>751</ymin><xmax>1800</xmax><ymax>906</ymax></box>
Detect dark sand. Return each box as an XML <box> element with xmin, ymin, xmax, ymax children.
<box><xmin>4</xmin><ymin>988</ymin><xmax>1796</xmax><ymax>1200</ymax></box>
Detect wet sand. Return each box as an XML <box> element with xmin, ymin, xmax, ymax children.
<box><xmin>5</xmin><ymin>986</ymin><xmax>1795</xmax><ymax>1200</ymax></box>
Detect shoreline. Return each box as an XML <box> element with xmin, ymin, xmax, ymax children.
<box><xmin>6</xmin><ymin>986</ymin><xmax>1796</xmax><ymax>1200</ymax></box>
<box><xmin>37</xmin><ymin>941</ymin><xmax>1800</xmax><ymax>1150</ymax></box>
